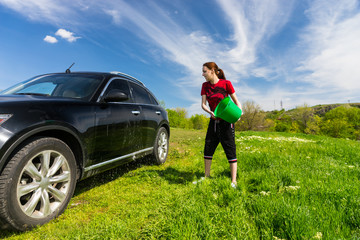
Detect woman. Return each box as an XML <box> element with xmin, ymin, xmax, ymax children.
<box><xmin>200</xmin><ymin>62</ymin><xmax>242</xmax><ymax>188</ymax></box>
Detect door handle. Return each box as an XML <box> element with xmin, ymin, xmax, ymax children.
<box><xmin>132</xmin><ymin>110</ymin><xmax>140</xmax><ymax>115</ymax></box>
<box><xmin>155</xmin><ymin>111</ymin><xmax>161</xmax><ymax>115</ymax></box>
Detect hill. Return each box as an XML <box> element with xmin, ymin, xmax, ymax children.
<box><xmin>266</xmin><ymin>103</ymin><xmax>360</xmax><ymax>117</ymax></box>
<box><xmin>312</xmin><ymin>103</ymin><xmax>360</xmax><ymax>116</ymax></box>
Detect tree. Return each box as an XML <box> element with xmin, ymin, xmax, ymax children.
<box><xmin>273</xmin><ymin>114</ymin><xmax>292</xmax><ymax>132</ymax></box>
<box><xmin>288</xmin><ymin>104</ymin><xmax>321</xmax><ymax>134</ymax></box>
<box><xmin>304</xmin><ymin>115</ymin><xmax>321</xmax><ymax>135</ymax></box>
<box><xmin>190</xmin><ymin>114</ymin><xmax>209</xmax><ymax>130</ymax></box>
<box><xmin>167</xmin><ymin>108</ymin><xmax>191</xmax><ymax>129</ymax></box>
<box><xmin>237</xmin><ymin>100</ymin><xmax>265</xmax><ymax>131</ymax></box>
<box><xmin>159</xmin><ymin>100</ymin><xmax>166</xmax><ymax>108</ymax></box>
<box><xmin>293</xmin><ymin>104</ymin><xmax>314</xmax><ymax>131</ymax></box>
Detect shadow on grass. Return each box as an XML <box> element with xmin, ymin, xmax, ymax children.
<box><xmin>0</xmin><ymin>231</ymin><xmax>16</xmax><ymax>239</ymax></box>
<box><xmin>74</xmin><ymin>157</ymin><xmax>156</xmax><ymax>196</ymax></box>
<box><xmin>218</xmin><ymin>168</ymin><xmax>231</xmax><ymax>179</ymax></box>
<box><xmin>0</xmin><ymin>225</ymin><xmax>18</xmax><ymax>239</ymax></box>
<box><xmin>75</xmin><ymin>159</ymin><xmax>202</xmax><ymax>194</ymax></box>
<box><xmin>151</xmin><ymin>167</ymin><xmax>202</xmax><ymax>184</ymax></box>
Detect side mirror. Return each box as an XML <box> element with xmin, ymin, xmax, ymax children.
<box><xmin>103</xmin><ymin>89</ymin><xmax>129</xmax><ymax>102</ymax></box>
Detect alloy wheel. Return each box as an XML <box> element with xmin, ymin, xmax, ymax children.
<box><xmin>17</xmin><ymin>150</ymin><xmax>71</xmax><ymax>218</ymax></box>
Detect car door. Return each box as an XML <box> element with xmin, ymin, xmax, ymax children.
<box><xmin>91</xmin><ymin>78</ymin><xmax>141</xmax><ymax>164</ymax></box>
<box><xmin>129</xmin><ymin>82</ymin><xmax>160</xmax><ymax>149</ymax></box>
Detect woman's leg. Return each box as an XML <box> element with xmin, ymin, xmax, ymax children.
<box><xmin>205</xmin><ymin>159</ymin><xmax>212</xmax><ymax>177</ymax></box>
<box><xmin>220</xmin><ymin>121</ymin><xmax>237</xmax><ymax>184</ymax></box>
<box><xmin>230</xmin><ymin>162</ymin><xmax>237</xmax><ymax>183</ymax></box>
<box><xmin>204</xmin><ymin>119</ymin><xmax>219</xmax><ymax>178</ymax></box>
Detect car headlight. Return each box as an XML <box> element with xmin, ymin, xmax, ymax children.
<box><xmin>0</xmin><ymin>114</ymin><xmax>12</xmax><ymax>125</ymax></box>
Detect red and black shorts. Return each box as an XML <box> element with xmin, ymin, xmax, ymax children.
<box><xmin>204</xmin><ymin>118</ymin><xmax>237</xmax><ymax>163</ymax></box>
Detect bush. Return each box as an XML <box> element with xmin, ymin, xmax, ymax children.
<box><xmin>321</xmin><ymin>106</ymin><xmax>360</xmax><ymax>140</ymax></box>
<box><xmin>190</xmin><ymin>114</ymin><xmax>209</xmax><ymax>130</ymax></box>
<box><xmin>236</xmin><ymin>100</ymin><xmax>266</xmax><ymax>131</ymax></box>
<box><xmin>167</xmin><ymin>108</ymin><xmax>191</xmax><ymax>129</ymax></box>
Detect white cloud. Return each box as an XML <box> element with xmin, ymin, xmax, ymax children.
<box><xmin>296</xmin><ymin>0</ymin><xmax>360</xmax><ymax>91</ymax></box>
<box><xmin>0</xmin><ymin>0</ymin><xmax>75</xmax><ymax>25</ymax></box>
<box><xmin>104</xmin><ymin>9</ymin><xmax>123</xmax><ymax>24</ymax></box>
<box><xmin>101</xmin><ymin>1</ymin><xmax>214</xmax><ymax>84</ymax></box>
<box><xmin>43</xmin><ymin>35</ymin><xmax>58</xmax><ymax>43</ymax></box>
<box><xmin>215</xmin><ymin>0</ymin><xmax>295</xmax><ymax>75</ymax></box>
<box><xmin>55</xmin><ymin>28</ymin><xmax>81</xmax><ymax>42</ymax></box>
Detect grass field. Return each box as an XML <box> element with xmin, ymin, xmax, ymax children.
<box><xmin>1</xmin><ymin>128</ymin><xmax>360</xmax><ymax>239</ymax></box>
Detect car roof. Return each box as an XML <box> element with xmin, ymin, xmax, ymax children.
<box><xmin>41</xmin><ymin>71</ymin><xmax>145</xmax><ymax>86</ymax></box>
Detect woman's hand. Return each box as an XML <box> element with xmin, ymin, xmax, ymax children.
<box><xmin>202</xmin><ymin>95</ymin><xmax>215</xmax><ymax>118</ymax></box>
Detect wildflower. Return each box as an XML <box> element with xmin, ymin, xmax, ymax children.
<box><xmin>313</xmin><ymin>232</ymin><xmax>322</xmax><ymax>239</ymax></box>
<box><xmin>237</xmin><ymin>135</ymin><xmax>315</xmax><ymax>143</ymax></box>
<box><xmin>279</xmin><ymin>185</ymin><xmax>300</xmax><ymax>193</ymax></box>
<box><xmin>213</xmin><ymin>193</ymin><xmax>218</xmax><ymax>199</ymax></box>
<box><xmin>286</xmin><ymin>186</ymin><xmax>300</xmax><ymax>191</ymax></box>
<box><xmin>260</xmin><ymin>191</ymin><xmax>270</xmax><ymax>196</ymax></box>
<box><xmin>273</xmin><ymin>236</ymin><xmax>286</xmax><ymax>240</ymax></box>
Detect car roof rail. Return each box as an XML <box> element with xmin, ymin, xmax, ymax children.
<box><xmin>110</xmin><ymin>71</ymin><xmax>145</xmax><ymax>86</ymax></box>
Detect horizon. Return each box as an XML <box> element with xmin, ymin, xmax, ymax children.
<box><xmin>1</xmin><ymin>0</ymin><xmax>360</xmax><ymax>116</ymax></box>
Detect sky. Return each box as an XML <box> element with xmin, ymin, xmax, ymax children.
<box><xmin>0</xmin><ymin>0</ymin><xmax>360</xmax><ymax>116</ymax></box>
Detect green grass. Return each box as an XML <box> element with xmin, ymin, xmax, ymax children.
<box><xmin>1</xmin><ymin>128</ymin><xmax>360</xmax><ymax>239</ymax></box>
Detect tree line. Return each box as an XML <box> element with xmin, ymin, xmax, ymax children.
<box><xmin>166</xmin><ymin>101</ymin><xmax>360</xmax><ymax>140</ymax></box>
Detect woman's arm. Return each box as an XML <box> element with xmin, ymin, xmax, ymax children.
<box><xmin>201</xmin><ymin>95</ymin><xmax>215</xmax><ymax>118</ymax></box>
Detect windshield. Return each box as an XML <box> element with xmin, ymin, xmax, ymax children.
<box><xmin>0</xmin><ymin>74</ymin><xmax>104</xmax><ymax>101</ymax></box>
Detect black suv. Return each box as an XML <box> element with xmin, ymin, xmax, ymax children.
<box><xmin>0</xmin><ymin>71</ymin><xmax>169</xmax><ymax>231</ymax></box>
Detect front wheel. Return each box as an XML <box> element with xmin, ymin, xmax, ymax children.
<box><xmin>0</xmin><ymin>137</ymin><xmax>77</xmax><ymax>231</ymax></box>
<box><xmin>152</xmin><ymin>127</ymin><xmax>169</xmax><ymax>165</ymax></box>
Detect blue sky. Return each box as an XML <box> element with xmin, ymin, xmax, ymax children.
<box><xmin>0</xmin><ymin>0</ymin><xmax>360</xmax><ymax>116</ymax></box>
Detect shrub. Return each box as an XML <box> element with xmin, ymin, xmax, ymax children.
<box><xmin>190</xmin><ymin>114</ymin><xmax>209</xmax><ymax>130</ymax></box>
<box><xmin>321</xmin><ymin>106</ymin><xmax>360</xmax><ymax>140</ymax></box>
<box><xmin>236</xmin><ymin>100</ymin><xmax>266</xmax><ymax>131</ymax></box>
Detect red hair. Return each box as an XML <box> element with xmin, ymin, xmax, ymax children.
<box><xmin>203</xmin><ymin>62</ymin><xmax>226</xmax><ymax>79</ymax></box>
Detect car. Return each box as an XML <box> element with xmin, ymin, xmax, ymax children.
<box><xmin>0</xmin><ymin>70</ymin><xmax>170</xmax><ymax>231</ymax></box>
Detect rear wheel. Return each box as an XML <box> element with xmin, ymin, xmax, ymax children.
<box><xmin>152</xmin><ymin>127</ymin><xmax>169</xmax><ymax>165</ymax></box>
<box><xmin>0</xmin><ymin>137</ymin><xmax>77</xmax><ymax>231</ymax></box>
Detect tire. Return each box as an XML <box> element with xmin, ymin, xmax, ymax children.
<box><xmin>0</xmin><ymin>137</ymin><xmax>77</xmax><ymax>231</ymax></box>
<box><xmin>152</xmin><ymin>127</ymin><xmax>169</xmax><ymax>165</ymax></box>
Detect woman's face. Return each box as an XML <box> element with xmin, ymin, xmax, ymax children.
<box><xmin>202</xmin><ymin>66</ymin><xmax>214</xmax><ymax>82</ymax></box>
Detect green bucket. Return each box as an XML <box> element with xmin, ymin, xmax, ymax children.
<box><xmin>214</xmin><ymin>97</ymin><xmax>242</xmax><ymax>123</ymax></box>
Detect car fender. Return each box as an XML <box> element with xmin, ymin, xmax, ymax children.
<box><xmin>0</xmin><ymin>123</ymin><xmax>86</xmax><ymax>178</ymax></box>
<box><xmin>155</xmin><ymin>120</ymin><xmax>170</xmax><ymax>141</ymax></box>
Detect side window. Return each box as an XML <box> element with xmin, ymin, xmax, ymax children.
<box><xmin>129</xmin><ymin>82</ymin><xmax>152</xmax><ymax>104</ymax></box>
<box><xmin>148</xmin><ymin>93</ymin><xmax>159</xmax><ymax>105</ymax></box>
<box><xmin>103</xmin><ymin>79</ymin><xmax>131</xmax><ymax>102</ymax></box>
